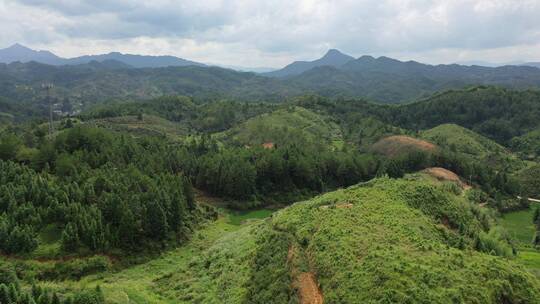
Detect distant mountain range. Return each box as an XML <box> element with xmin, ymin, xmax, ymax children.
<box><xmin>2</xmin><ymin>46</ymin><xmax>540</xmax><ymax>104</ymax></box>
<box><xmin>456</xmin><ymin>59</ymin><xmax>540</xmax><ymax>68</ymax></box>
<box><xmin>0</xmin><ymin>43</ymin><xmax>205</xmax><ymax>68</ymax></box>
<box><xmin>2</xmin><ymin>43</ymin><xmax>540</xmax><ymax>74</ymax></box>
<box><xmin>265</xmin><ymin>49</ymin><xmax>540</xmax><ymax>78</ymax></box>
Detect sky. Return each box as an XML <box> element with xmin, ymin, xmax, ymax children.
<box><xmin>1</xmin><ymin>0</ymin><xmax>540</xmax><ymax>68</ymax></box>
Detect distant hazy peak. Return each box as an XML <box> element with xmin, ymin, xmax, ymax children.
<box><xmin>263</xmin><ymin>48</ymin><xmax>355</xmax><ymax>77</ymax></box>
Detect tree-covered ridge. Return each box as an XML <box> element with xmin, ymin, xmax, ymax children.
<box><xmin>81</xmin><ymin>96</ymin><xmax>276</xmax><ymax>133</ymax></box>
<box><xmin>511</xmin><ymin>128</ymin><xmax>540</xmax><ymax>161</ymax></box>
<box><xmin>3</xmin><ymin>59</ymin><xmax>540</xmax><ymax>108</ymax></box>
<box><xmin>386</xmin><ymin>86</ymin><xmax>540</xmax><ymax>144</ymax></box>
<box><xmin>295</xmin><ymin>86</ymin><xmax>540</xmax><ymax>146</ymax></box>
<box><xmin>0</xmin><ymin>126</ymin><xmax>211</xmax><ymax>256</ymax></box>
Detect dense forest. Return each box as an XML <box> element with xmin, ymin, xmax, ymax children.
<box><xmin>0</xmin><ymin>85</ymin><xmax>540</xmax><ymax>303</ymax></box>
<box><xmin>2</xmin><ymin>56</ymin><xmax>540</xmax><ymax>108</ymax></box>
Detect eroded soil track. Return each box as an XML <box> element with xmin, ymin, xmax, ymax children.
<box><xmin>289</xmin><ymin>244</ymin><xmax>324</xmax><ymax>304</ymax></box>
<box><xmin>297</xmin><ymin>272</ymin><xmax>324</xmax><ymax>304</ymax></box>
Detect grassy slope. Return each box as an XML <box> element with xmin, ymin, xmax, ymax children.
<box><xmin>500</xmin><ymin>203</ymin><xmax>540</xmax><ymax>277</ymax></box>
<box><xmin>7</xmin><ymin>177</ymin><xmax>540</xmax><ymax>303</ymax></box>
<box><xmin>159</xmin><ymin>177</ymin><xmax>540</xmax><ymax>303</ymax></box>
<box><xmin>501</xmin><ymin>203</ymin><xmax>540</xmax><ymax>244</ymax></box>
<box><xmin>272</xmin><ymin>178</ymin><xmax>540</xmax><ymax>303</ymax></box>
<box><xmin>422</xmin><ymin>124</ymin><xmax>508</xmax><ymax>158</ymax></box>
<box><xmin>7</xmin><ymin>209</ymin><xmax>272</xmax><ymax>304</ymax></box>
<box><xmin>215</xmin><ymin>106</ymin><xmax>343</xmax><ymax>149</ymax></box>
<box><xmin>421</xmin><ymin>123</ymin><xmax>524</xmax><ymax>170</ymax></box>
<box><xmin>88</xmin><ymin>115</ymin><xmax>189</xmax><ymax>141</ymax></box>
<box><xmin>370</xmin><ymin>135</ymin><xmax>437</xmax><ymax>158</ymax></box>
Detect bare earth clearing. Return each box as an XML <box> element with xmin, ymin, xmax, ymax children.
<box><xmin>422</xmin><ymin>167</ymin><xmax>471</xmax><ymax>189</ymax></box>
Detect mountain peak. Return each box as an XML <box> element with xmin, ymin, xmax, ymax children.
<box><xmin>6</xmin><ymin>43</ymin><xmax>32</xmax><ymax>51</ymax></box>
<box><xmin>321</xmin><ymin>49</ymin><xmax>353</xmax><ymax>61</ymax></box>
<box><xmin>264</xmin><ymin>49</ymin><xmax>354</xmax><ymax>77</ymax></box>
<box><xmin>323</xmin><ymin>48</ymin><xmax>344</xmax><ymax>56</ymax></box>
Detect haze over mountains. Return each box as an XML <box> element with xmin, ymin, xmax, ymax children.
<box><xmin>2</xmin><ymin>43</ymin><xmax>540</xmax><ymax>104</ymax></box>
<box><xmin>3</xmin><ymin>43</ymin><xmax>540</xmax><ymax>73</ymax></box>
<box><xmin>0</xmin><ymin>43</ymin><xmax>205</xmax><ymax>68</ymax></box>
<box><xmin>263</xmin><ymin>49</ymin><xmax>354</xmax><ymax>77</ymax></box>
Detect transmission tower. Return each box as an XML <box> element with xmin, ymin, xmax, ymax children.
<box><xmin>42</xmin><ymin>83</ymin><xmax>54</xmax><ymax>136</ymax></box>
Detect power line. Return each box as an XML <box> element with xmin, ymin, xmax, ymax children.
<box><xmin>42</xmin><ymin>83</ymin><xmax>54</xmax><ymax>136</ymax></box>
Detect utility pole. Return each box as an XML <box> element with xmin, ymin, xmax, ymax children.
<box><xmin>42</xmin><ymin>83</ymin><xmax>54</xmax><ymax>136</ymax></box>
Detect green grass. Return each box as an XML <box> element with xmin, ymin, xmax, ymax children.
<box><xmin>25</xmin><ymin>208</ymin><xmax>270</xmax><ymax>304</ymax></box>
<box><xmin>11</xmin><ymin>178</ymin><xmax>540</xmax><ymax>303</ymax></box>
<box><xmin>215</xmin><ymin>106</ymin><xmax>342</xmax><ymax>149</ymax></box>
<box><xmin>157</xmin><ymin>177</ymin><xmax>540</xmax><ymax>303</ymax></box>
<box><xmin>227</xmin><ymin>209</ymin><xmax>274</xmax><ymax>225</ymax></box>
<box><xmin>516</xmin><ymin>249</ymin><xmax>540</xmax><ymax>277</ymax></box>
<box><xmin>500</xmin><ymin>203</ymin><xmax>540</xmax><ymax>244</ymax></box>
<box><xmin>421</xmin><ymin>123</ymin><xmax>524</xmax><ymax>171</ymax></box>
<box><xmin>500</xmin><ymin>203</ymin><xmax>540</xmax><ymax>278</ymax></box>
<box><xmin>32</xmin><ymin>223</ymin><xmax>63</xmax><ymax>258</ymax></box>
<box><xmin>89</xmin><ymin>115</ymin><xmax>188</xmax><ymax>140</ymax></box>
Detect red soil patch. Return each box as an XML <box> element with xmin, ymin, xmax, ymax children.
<box><xmin>262</xmin><ymin>142</ymin><xmax>275</xmax><ymax>149</ymax></box>
<box><xmin>422</xmin><ymin>167</ymin><xmax>471</xmax><ymax>190</ymax></box>
<box><xmin>288</xmin><ymin>245</ymin><xmax>324</xmax><ymax>304</ymax></box>
<box><xmin>297</xmin><ymin>272</ymin><xmax>324</xmax><ymax>304</ymax></box>
<box><xmin>372</xmin><ymin>135</ymin><xmax>436</xmax><ymax>157</ymax></box>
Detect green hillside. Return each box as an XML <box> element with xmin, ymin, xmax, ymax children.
<box><xmin>511</xmin><ymin>128</ymin><xmax>540</xmax><ymax>160</ymax></box>
<box><xmin>421</xmin><ymin>123</ymin><xmax>524</xmax><ymax>170</ymax></box>
<box><xmin>422</xmin><ymin>124</ymin><xmax>507</xmax><ymax>157</ymax></box>
<box><xmin>158</xmin><ymin>177</ymin><xmax>540</xmax><ymax>303</ymax></box>
<box><xmin>215</xmin><ymin>106</ymin><xmax>343</xmax><ymax>149</ymax></box>
<box><xmin>89</xmin><ymin>114</ymin><xmax>188</xmax><ymax>140</ymax></box>
<box><xmin>371</xmin><ymin>135</ymin><xmax>437</xmax><ymax>158</ymax></box>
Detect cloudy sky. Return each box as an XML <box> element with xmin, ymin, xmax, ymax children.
<box><xmin>1</xmin><ymin>0</ymin><xmax>540</xmax><ymax>68</ymax></box>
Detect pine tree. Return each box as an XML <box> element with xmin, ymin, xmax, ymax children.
<box><xmin>51</xmin><ymin>293</ymin><xmax>60</xmax><ymax>304</ymax></box>
<box><xmin>533</xmin><ymin>207</ymin><xmax>540</xmax><ymax>225</ymax></box>
<box><xmin>31</xmin><ymin>284</ymin><xmax>42</xmax><ymax>300</ymax></box>
<box><xmin>0</xmin><ymin>283</ymin><xmax>12</xmax><ymax>304</ymax></box>
<box><xmin>145</xmin><ymin>201</ymin><xmax>168</xmax><ymax>241</ymax></box>
<box><xmin>37</xmin><ymin>293</ymin><xmax>50</xmax><ymax>304</ymax></box>
<box><xmin>61</xmin><ymin>223</ymin><xmax>79</xmax><ymax>252</ymax></box>
<box><xmin>8</xmin><ymin>284</ymin><xmax>18</xmax><ymax>303</ymax></box>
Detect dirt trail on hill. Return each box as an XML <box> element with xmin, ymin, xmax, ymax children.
<box><xmin>297</xmin><ymin>272</ymin><xmax>324</xmax><ymax>304</ymax></box>
<box><xmin>289</xmin><ymin>244</ymin><xmax>324</xmax><ymax>304</ymax></box>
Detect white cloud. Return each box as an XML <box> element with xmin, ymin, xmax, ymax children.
<box><xmin>1</xmin><ymin>0</ymin><xmax>540</xmax><ymax>67</ymax></box>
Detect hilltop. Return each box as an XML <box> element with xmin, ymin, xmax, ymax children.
<box><xmin>157</xmin><ymin>177</ymin><xmax>540</xmax><ymax>303</ymax></box>
<box><xmin>215</xmin><ymin>106</ymin><xmax>343</xmax><ymax>149</ymax></box>
<box><xmin>421</xmin><ymin>124</ymin><xmax>524</xmax><ymax>171</ymax></box>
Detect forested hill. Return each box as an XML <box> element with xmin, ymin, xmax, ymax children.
<box><xmin>297</xmin><ymin>86</ymin><xmax>540</xmax><ymax>146</ymax></box>
<box><xmin>2</xmin><ymin>58</ymin><xmax>540</xmax><ymax>106</ymax></box>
